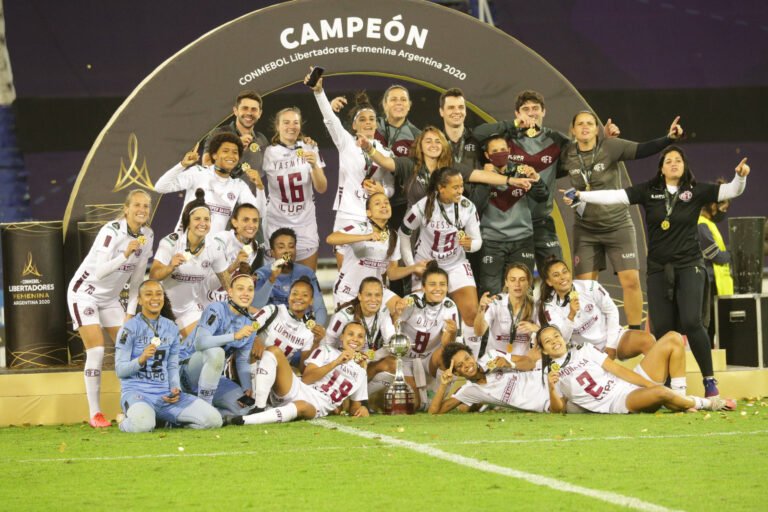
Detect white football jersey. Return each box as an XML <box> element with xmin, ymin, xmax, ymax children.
<box><xmin>154</xmin><ymin>232</ymin><xmax>228</xmax><ymax>315</ymax></box>
<box><xmin>305</xmin><ymin>345</ymin><xmax>368</xmax><ymax>406</ymax></box>
<box><xmin>542</xmin><ymin>280</ymin><xmax>622</xmax><ymax>351</ymax></box>
<box><xmin>205</xmin><ymin>229</ymin><xmax>260</xmax><ymax>303</ymax></box>
<box><xmin>252</xmin><ymin>304</ymin><xmax>315</xmax><ymax>358</ymax></box>
<box><xmin>398</xmin><ymin>292</ymin><xmax>461</xmax><ymax>359</ymax></box>
<box><xmin>154</xmin><ymin>163</ymin><xmax>266</xmax><ymax>235</ymax></box>
<box><xmin>401</xmin><ymin>196</ymin><xmax>480</xmax><ymax>268</ymax></box>
<box><xmin>483</xmin><ymin>293</ymin><xmax>538</xmax><ymax>355</ymax></box>
<box><xmin>553</xmin><ymin>344</ymin><xmax>638</xmax><ymax>414</ymax></box>
<box><xmin>262</xmin><ymin>142</ymin><xmax>324</xmax><ymax>232</ymax></box>
<box><xmin>453</xmin><ymin>352</ymin><xmax>549</xmax><ymax>413</ymax></box>
<box><xmin>333</xmin><ymin>221</ymin><xmax>400</xmax><ymax>299</ymax></box>
<box><xmin>69</xmin><ymin>219</ymin><xmax>154</xmax><ymax>314</ymax></box>
<box><xmin>325</xmin><ymin>304</ymin><xmax>396</xmax><ymax>353</ymax></box>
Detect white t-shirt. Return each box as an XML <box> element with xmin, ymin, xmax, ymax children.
<box><xmin>483</xmin><ymin>293</ymin><xmax>538</xmax><ymax>355</ymax></box>
<box><xmin>333</xmin><ymin>220</ymin><xmax>400</xmax><ymax>299</ymax></box>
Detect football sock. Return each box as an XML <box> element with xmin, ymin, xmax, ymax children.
<box><xmin>243</xmin><ymin>402</ymin><xmax>297</xmax><ymax>425</ymax></box>
<box><xmin>84</xmin><ymin>346</ymin><xmax>105</xmax><ymax>417</ymax></box>
<box><xmin>198</xmin><ymin>348</ymin><xmax>224</xmax><ymax>405</ymax></box>
<box><xmin>252</xmin><ymin>350</ymin><xmax>277</xmax><ymax>409</ymax></box>
<box><xmin>670</xmin><ymin>377</ymin><xmax>687</xmax><ymax>396</ymax></box>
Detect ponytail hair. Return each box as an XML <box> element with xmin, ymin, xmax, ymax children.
<box><xmin>537</xmin><ymin>256</ymin><xmax>569</xmax><ymax>326</ymax></box>
<box><xmin>422</xmin><ymin>260</ymin><xmax>449</xmax><ymax>286</ymax></box>
<box><xmin>349</xmin><ymin>91</ymin><xmax>377</xmax><ymax>125</ymax></box>
<box><xmin>424</xmin><ymin>166</ymin><xmax>462</xmax><ymax>222</ymax></box>
<box><xmin>180</xmin><ymin>188</ymin><xmax>210</xmax><ymax>232</ymax></box>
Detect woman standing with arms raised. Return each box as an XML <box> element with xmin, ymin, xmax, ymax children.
<box><xmin>565</xmin><ymin>147</ymin><xmax>750</xmax><ymax>397</ymax></box>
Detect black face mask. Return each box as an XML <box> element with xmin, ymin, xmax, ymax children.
<box><xmin>711</xmin><ymin>211</ymin><xmax>727</xmax><ymax>223</ymax></box>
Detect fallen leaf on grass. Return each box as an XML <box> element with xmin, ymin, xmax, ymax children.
<box><xmin>58</xmin><ymin>443</ymin><xmax>67</xmax><ymax>453</ymax></box>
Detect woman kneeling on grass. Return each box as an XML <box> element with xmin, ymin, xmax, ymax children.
<box><xmin>538</xmin><ymin>325</ymin><xmax>735</xmax><ymax>414</ymax></box>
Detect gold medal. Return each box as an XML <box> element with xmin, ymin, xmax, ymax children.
<box><xmin>569</xmin><ymin>290</ymin><xmax>579</xmax><ymax>301</ymax></box>
<box><xmin>241</xmin><ymin>162</ymin><xmax>251</xmax><ymax>171</ymax></box>
<box><xmin>379</xmin><ymin>230</ymin><xmax>389</xmax><ymax>242</ymax></box>
<box><xmin>137</xmin><ymin>235</ymin><xmax>146</xmax><ymax>245</ymax></box>
<box><xmin>183</xmin><ymin>251</ymin><xmax>193</xmax><ymax>261</ymax></box>
<box><xmin>486</xmin><ymin>359</ymin><xmax>497</xmax><ymax>370</ymax></box>
<box><xmin>296</xmin><ymin>148</ymin><xmax>304</xmax><ymax>158</ymax></box>
<box><xmin>405</xmin><ymin>296</ymin><xmax>415</xmax><ymax>308</ymax></box>
<box><xmin>661</xmin><ymin>219</ymin><xmax>670</xmax><ymax>230</ymax></box>
<box><xmin>249</xmin><ymin>143</ymin><xmax>260</xmax><ymax>153</ymax></box>
<box><xmin>242</xmin><ymin>244</ymin><xmax>253</xmax><ymax>255</ymax></box>
<box><xmin>367</xmin><ymin>349</ymin><xmax>376</xmax><ymax>361</ymax></box>
<box><xmin>151</xmin><ymin>337</ymin><xmax>162</xmax><ymax>347</ymax></box>
<box><xmin>550</xmin><ymin>362</ymin><xmax>561</xmax><ymax>372</ymax></box>
<box><xmin>457</xmin><ymin>230</ymin><xmax>466</xmax><ymax>240</ymax></box>
<box><xmin>526</xmin><ymin>127</ymin><xmax>537</xmax><ymax>137</ymax></box>
<box><xmin>282</xmin><ymin>254</ymin><xmax>292</xmax><ymax>264</ymax></box>
<box><xmin>252</xmin><ymin>322</ymin><xmax>261</xmax><ymax>331</ymax></box>
<box><xmin>306</xmin><ymin>319</ymin><xmax>316</xmax><ymax>330</ymax></box>
<box><xmin>506</xmin><ymin>344</ymin><xmax>513</xmax><ymax>354</ymax></box>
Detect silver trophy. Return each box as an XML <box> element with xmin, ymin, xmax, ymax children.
<box><xmin>384</xmin><ymin>329</ymin><xmax>415</xmax><ymax>415</ymax></box>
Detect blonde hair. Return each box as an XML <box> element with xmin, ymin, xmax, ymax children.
<box><xmin>271</xmin><ymin>107</ymin><xmax>303</xmax><ymax>144</ymax></box>
<box><xmin>120</xmin><ymin>189</ymin><xmax>152</xmax><ymax>221</ymax></box>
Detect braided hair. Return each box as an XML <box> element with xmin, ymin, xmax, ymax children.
<box><xmin>423</xmin><ymin>166</ymin><xmax>462</xmax><ymax>223</ymax></box>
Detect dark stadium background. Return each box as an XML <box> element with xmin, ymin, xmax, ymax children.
<box><xmin>5</xmin><ymin>0</ymin><xmax>766</xmax><ymax>260</ymax></box>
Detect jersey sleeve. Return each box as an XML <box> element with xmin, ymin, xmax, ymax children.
<box><xmin>624</xmin><ymin>180</ymin><xmax>651</xmax><ymax>206</ymax></box>
<box><xmin>393</xmin><ymin>157</ymin><xmax>415</xmax><ymax>181</ymax></box>
<box><xmin>210</xmin><ymin>238</ymin><xmax>229</xmax><ymax>274</ymax></box>
<box><xmin>452</xmin><ymin>382</ymin><xmax>483</xmax><ymax>406</ymax></box>
<box><xmin>324</xmin><ymin>312</ymin><xmax>346</xmax><ymax>348</ymax></box>
<box><xmin>592</xmin><ymin>282</ymin><xmax>621</xmax><ymax>349</ymax></box>
<box><xmin>584</xmin><ymin>344</ymin><xmax>609</xmax><ymax>366</ymax></box>
<box><xmin>252</xmin><ymin>304</ymin><xmax>278</xmax><ymax>335</ymax></box>
<box><xmin>91</xmin><ymin>224</ymin><xmax>129</xmax><ymax>280</ymax></box>
<box><xmin>154</xmin><ymin>163</ymin><xmax>196</xmax><ymax>193</ymax></box>
<box><xmin>154</xmin><ymin>236</ymin><xmax>176</xmax><ymax>265</ymax></box>
<box><xmin>314</xmin><ymin>90</ymin><xmax>350</xmax><ymax>151</ymax></box>
<box><xmin>114</xmin><ymin>324</ymin><xmax>141</xmax><ymax>378</ymax></box>
<box><xmin>604</xmin><ymin>137</ymin><xmax>638</xmax><ymax>162</ymax></box>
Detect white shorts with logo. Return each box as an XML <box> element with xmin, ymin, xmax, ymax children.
<box><xmin>411</xmin><ymin>259</ymin><xmax>476</xmax><ymax>293</ymax></box>
<box><xmin>271</xmin><ymin>373</ymin><xmax>334</xmax><ymax>418</ymax></box>
<box><xmin>173</xmin><ymin>301</ymin><xmax>205</xmax><ymax>331</ymax></box>
<box><xmin>67</xmin><ymin>292</ymin><xmax>124</xmax><ymax>330</ymax></box>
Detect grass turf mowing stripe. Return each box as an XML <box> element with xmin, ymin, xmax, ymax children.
<box><xmin>312</xmin><ymin>418</ymin><xmax>682</xmax><ymax>512</ymax></box>
<box><xmin>14</xmin><ymin>428</ymin><xmax>766</xmax><ymax>464</ymax></box>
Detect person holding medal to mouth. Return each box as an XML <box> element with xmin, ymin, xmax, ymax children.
<box><xmin>68</xmin><ymin>189</ymin><xmax>155</xmax><ymax>428</ymax></box>
<box><xmin>154</xmin><ymin>132</ymin><xmax>266</xmax><ymax>236</ymax></box>
<box><xmin>150</xmin><ymin>190</ymin><xmax>230</xmax><ymax>338</ymax></box>
<box><xmin>563</xmin><ymin>147</ymin><xmax>750</xmax><ymax>397</ymax></box>
<box><xmin>115</xmin><ymin>280</ymin><xmax>222</xmax><ymax>432</ymax></box>
<box><xmin>251</xmin><ymin>227</ymin><xmax>327</xmax><ymax>326</ymax></box>
<box><xmin>559</xmin><ymin>112</ymin><xmax>683</xmax><ymax>332</ymax></box>
<box><xmin>326</xmin><ymin>192</ymin><xmax>428</xmax><ymax>311</ymax></box>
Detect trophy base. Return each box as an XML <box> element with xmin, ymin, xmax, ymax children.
<box><xmin>383</xmin><ymin>382</ymin><xmax>415</xmax><ymax>415</ymax></box>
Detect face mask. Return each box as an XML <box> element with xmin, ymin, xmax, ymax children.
<box><xmin>489</xmin><ymin>151</ymin><xmax>510</xmax><ymax>168</ymax></box>
<box><xmin>711</xmin><ymin>210</ymin><xmax>727</xmax><ymax>223</ymax></box>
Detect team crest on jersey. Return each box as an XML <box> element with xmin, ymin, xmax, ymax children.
<box><xmin>207</xmin><ymin>313</ymin><xmax>217</xmax><ymax>326</ymax></box>
<box><xmin>168</xmin><ymin>233</ymin><xmax>179</xmax><ymax>241</ymax></box>
<box><xmin>83</xmin><ymin>307</ymin><xmax>95</xmax><ymax>316</ymax></box>
<box><xmin>119</xmin><ymin>331</ymin><xmax>128</xmax><ymax>344</ymax></box>
<box><xmin>680</xmin><ymin>190</ymin><xmax>693</xmax><ymax>202</ymax></box>
<box><xmin>460</xmin><ymin>198</ymin><xmax>470</xmax><ymax>208</ymax></box>
<box><xmin>593</xmin><ymin>163</ymin><xmax>606</xmax><ymax>172</ymax></box>
<box><xmin>227</xmin><ymin>192</ymin><xmax>236</xmax><ymax>201</ymax></box>
<box><xmin>345</xmin><ymin>306</ymin><xmax>355</xmax><ymax>314</ymax></box>
<box><xmin>584</xmin><ymin>304</ymin><xmax>594</xmax><ymax>313</ymax></box>
<box><xmin>111</xmin><ymin>222</ymin><xmax>120</xmax><ymax>229</ymax></box>
<box><xmin>541</xmin><ymin>155</ymin><xmax>553</xmax><ymax>164</ymax></box>
<box><xmin>201</xmin><ymin>260</ymin><xmax>211</xmax><ymax>269</ymax></box>
<box><xmin>444</xmin><ymin>299</ymin><xmax>454</xmax><ymax>308</ymax></box>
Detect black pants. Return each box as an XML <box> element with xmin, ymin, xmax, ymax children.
<box><xmin>647</xmin><ymin>265</ymin><xmax>713</xmax><ymax>377</ymax></box>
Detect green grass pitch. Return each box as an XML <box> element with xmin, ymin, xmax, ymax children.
<box><xmin>2</xmin><ymin>401</ymin><xmax>766</xmax><ymax>511</ymax></box>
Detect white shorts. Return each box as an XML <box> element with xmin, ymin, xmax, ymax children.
<box><xmin>333</xmin><ymin>286</ymin><xmax>398</xmax><ymax>310</ymax></box>
<box><xmin>332</xmin><ymin>212</ymin><xmax>366</xmax><ymax>256</ymax></box>
<box><xmin>411</xmin><ymin>259</ymin><xmax>475</xmax><ymax>293</ymax></box>
<box><xmin>582</xmin><ymin>378</ymin><xmax>639</xmax><ymax>414</ymax></box>
<box><xmin>272</xmin><ymin>373</ymin><xmax>334</xmax><ymax>418</ymax></box>
<box><xmin>402</xmin><ymin>355</ymin><xmax>433</xmax><ymax>388</ymax></box>
<box><xmin>67</xmin><ymin>292</ymin><xmax>124</xmax><ymax>330</ymax></box>
<box><xmin>173</xmin><ymin>302</ymin><xmax>204</xmax><ymax>331</ymax></box>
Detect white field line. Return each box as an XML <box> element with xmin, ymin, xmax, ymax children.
<box><xmin>13</xmin><ymin>429</ymin><xmax>768</xmax><ymax>466</ymax></box>
<box><xmin>313</xmin><ymin>419</ymin><xmax>683</xmax><ymax>512</ymax></box>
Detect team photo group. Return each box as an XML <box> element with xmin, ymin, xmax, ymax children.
<box><xmin>69</xmin><ymin>66</ymin><xmax>751</xmax><ymax>432</ymax></box>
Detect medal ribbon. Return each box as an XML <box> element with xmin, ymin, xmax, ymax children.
<box><xmin>362</xmin><ymin>313</ymin><xmax>380</xmax><ymax>350</ymax></box>
<box><xmin>451</xmin><ymin>134</ymin><xmax>465</xmax><ymax>164</ymax></box>
<box><xmin>576</xmin><ymin>143</ymin><xmax>599</xmax><ymax>190</ymax></box>
<box><xmin>663</xmin><ymin>188</ymin><xmax>680</xmax><ymax>225</ymax></box>
<box><xmin>140</xmin><ymin>313</ymin><xmax>160</xmax><ymax>338</ymax></box>
<box><xmin>438</xmin><ymin>201</ymin><xmax>462</xmax><ymax>230</ymax></box>
<box><xmin>227</xmin><ymin>299</ymin><xmax>254</xmax><ymax>320</ymax></box>
<box><xmin>506</xmin><ymin>295</ymin><xmax>525</xmax><ymax>345</ymax></box>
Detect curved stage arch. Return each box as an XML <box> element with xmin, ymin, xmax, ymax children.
<box><xmin>64</xmin><ymin>0</ymin><xmax>646</xmax><ymax>305</ymax></box>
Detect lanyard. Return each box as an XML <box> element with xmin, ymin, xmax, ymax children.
<box><xmin>186</xmin><ymin>235</ymin><xmax>205</xmax><ymax>255</ymax></box>
<box><xmin>385</xmin><ymin>122</ymin><xmax>404</xmax><ymax>148</ymax></box>
<box><xmin>362</xmin><ymin>313</ymin><xmax>380</xmax><ymax>349</ymax></box>
<box><xmin>227</xmin><ymin>299</ymin><xmax>253</xmax><ymax>320</ymax></box>
<box><xmin>506</xmin><ymin>296</ymin><xmax>525</xmax><ymax>343</ymax></box>
<box><xmin>576</xmin><ymin>143</ymin><xmax>599</xmax><ymax>190</ymax></box>
<box><xmin>438</xmin><ymin>201</ymin><xmax>461</xmax><ymax>229</ymax></box>
<box><xmin>451</xmin><ymin>134</ymin><xmax>465</xmax><ymax>164</ymax></box>
<box><xmin>140</xmin><ymin>314</ymin><xmax>160</xmax><ymax>337</ymax></box>
<box><xmin>663</xmin><ymin>188</ymin><xmax>680</xmax><ymax>220</ymax></box>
